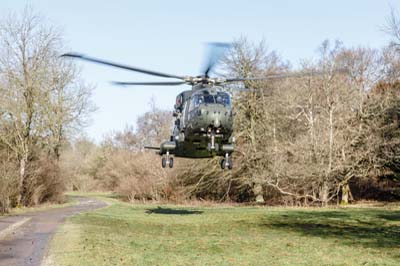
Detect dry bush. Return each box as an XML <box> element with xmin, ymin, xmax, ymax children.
<box><xmin>60</xmin><ymin>138</ymin><xmax>187</xmax><ymax>201</ymax></box>
<box><xmin>23</xmin><ymin>155</ymin><xmax>66</xmax><ymax>206</ymax></box>
<box><xmin>60</xmin><ymin>140</ymin><xmax>102</xmax><ymax>191</ymax></box>
<box><xmin>0</xmin><ymin>160</ymin><xmax>19</xmax><ymax>213</ymax></box>
<box><xmin>96</xmin><ymin>149</ymin><xmax>177</xmax><ymax>201</ymax></box>
<box><xmin>175</xmin><ymin>157</ymin><xmax>254</xmax><ymax>202</ymax></box>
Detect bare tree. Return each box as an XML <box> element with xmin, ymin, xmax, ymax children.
<box><xmin>135</xmin><ymin>97</ymin><xmax>173</xmax><ymax>148</ymax></box>
<box><xmin>0</xmin><ymin>8</ymin><xmax>94</xmax><ymax>206</ymax></box>
<box><xmin>384</xmin><ymin>7</ymin><xmax>400</xmax><ymax>49</ymax></box>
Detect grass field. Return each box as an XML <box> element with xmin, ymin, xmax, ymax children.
<box><xmin>46</xmin><ymin>195</ymin><xmax>400</xmax><ymax>266</ymax></box>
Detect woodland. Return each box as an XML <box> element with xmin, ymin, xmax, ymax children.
<box><xmin>1</xmin><ymin>9</ymin><xmax>400</xmax><ymax>213</ymax></box>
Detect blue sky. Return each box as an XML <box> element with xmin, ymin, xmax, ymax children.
<box><xmin>2</xmin><ymin>0</ymin><xmax>400</xmax><ymax>141</ymax></box>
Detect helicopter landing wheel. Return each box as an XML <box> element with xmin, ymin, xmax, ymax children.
<box><xmin>227</xmin><ymin>158</ymin><xmax>233</xmax><ymax>170</ymax></box>
<box><xmin>220</xmin><ymin>158</ymin><xmax>226</xmax><ymax>169</ymax></box>
<box><xmin>162</xmin><ymin>150</ymin><xmax>173</xmax><ymax>169</ymax></box>
<box><xmin>220</xmin><ymin>153</ymin><xmax>232</xmax><ymax>170</ymax></box>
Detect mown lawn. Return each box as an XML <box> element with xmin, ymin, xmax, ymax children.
<box><xmin>47</xmin><ymin>196</ymin><xmax>400</xmax><ymax>266</ymax></box>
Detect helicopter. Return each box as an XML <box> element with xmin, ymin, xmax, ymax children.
<box><xmin>62</xmin><ymin>43</ymin><xmax>342</xmax><ymax>170</ymax></box>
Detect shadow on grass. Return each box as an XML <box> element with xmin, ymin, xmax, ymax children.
<box><xmin>145</xmin><ymin>207</ymin><xmax>203</xmax><ymax>215</ymax></box>
<box><xmin>263</xmin><ymin>209</ymin><xmax>400</xmax><ymax>250</ymax></box>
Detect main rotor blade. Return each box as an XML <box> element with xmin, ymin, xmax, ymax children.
<box><xmin>225</xmin><ymin>68</ymin><xmax>348</xmax><ymax>82</ymax></box>
<box><xmin>111</xmin><ymin>81</ymin><xmax>187</xmax><ymax>86</ymax></box>
<box><xmin>202</xmin><ymin>42</ymin><xmax>232</xmax><ymax>77</ymax></box>
<box><xmin>61</xmin><ymin>53</ymin><xmax>185</xmax><ymax>80</ymax></box>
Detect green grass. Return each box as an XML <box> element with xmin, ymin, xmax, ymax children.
<box><xmin>47</xmin><ymin>195</ymin><xmax>400</xmax><ymax>266</ymax></box>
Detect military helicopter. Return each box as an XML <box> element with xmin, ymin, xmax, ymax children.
<box><xmin>62</xmin><ymin>43</ymin><xmax>341</xmax><ymax>170</ymax></box>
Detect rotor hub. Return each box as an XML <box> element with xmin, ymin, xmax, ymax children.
<box><xmin>183</xmin><ymin>76</ymin><xmax>227</xmax><ymax>86</ymax></box>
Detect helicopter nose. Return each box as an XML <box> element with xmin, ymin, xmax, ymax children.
<box><xmin>213</xmin><ymin>118</ymin><xmax>221</xmax><ymax>127</ymax></box>
<box><xmin>204</xmin><ymin>105</ymin><xmax>231</xmax><ymax>130</ymax></box>
<box><xmin>211</xmin><ymin>110</ymin><xmax>226</xmax><ymax>128</ymax></box>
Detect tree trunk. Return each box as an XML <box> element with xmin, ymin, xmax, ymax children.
<box><xmin>321</xmin><ymin>182</ymin><xmax>329</xmax><ymax>206</ymax></box>
<box><xmin>253</xmin><ymin>183</ymin><xmax>264</xmax><ymax>203</ymax></box>
<box><xmin>341</xmin><ymin>183</ymin><xmax>350</xmax><ymax>204</ymax></box>
<box><xmin>328</xmin><ymin>107</ymin><xmax>334</xmax><ymax>173</ymax></box>
<box><xmin>341</xmin><ymin>182</ymin><xmax>353</xmax><ymax>205</ymax></box>
<box><xmin>17</xmin><ymin>153</ymin><xmax>28</xmax><ymax>206</ymax></box>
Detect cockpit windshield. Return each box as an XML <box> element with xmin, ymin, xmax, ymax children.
<box><xmin>215</xmin><ymin>92</ymin><xmax>231</xmax><ymax>106</ymax></box>
<box><xmin>192</xmin><ymin>91</ymin><xmax>231</xmax><ymax>107</ymax></box>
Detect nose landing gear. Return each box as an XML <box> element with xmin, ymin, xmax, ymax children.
<box><xmin>220</xmin><ymin>152</ymin><xmax>232</xmax><ymax>170</ymax></box>
<box><xmin>207</xmin><ymin>132</ymin><xmax>219</xmax><ymax>152</ymax></box>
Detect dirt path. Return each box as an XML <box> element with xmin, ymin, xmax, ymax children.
<box><xmin>0</xmin><ymin>197</ymin><xmax>107</xmax><ymax>266</ymax></box>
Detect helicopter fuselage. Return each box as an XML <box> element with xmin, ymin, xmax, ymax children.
<box><xmin>159</xmin><ymin>85</ymin><xmax>235</xmax><ymax>159</ymax></box>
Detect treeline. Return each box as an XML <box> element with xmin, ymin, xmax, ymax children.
<box><xmin>0</xmin><ymin>10</ymin><xmax>93</xmax><ymax>212</ymax></box>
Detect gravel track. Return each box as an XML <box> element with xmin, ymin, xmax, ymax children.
<box><xmin>0</xmin><ymin>197</ymin><xmax>107</xmax><ymax>266</ymax></box>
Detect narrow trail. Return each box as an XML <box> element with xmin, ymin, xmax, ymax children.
<box><xmin>0</xmin><ymin>197</ymin><xmax>107</xmax><ymax>266</ymax></box>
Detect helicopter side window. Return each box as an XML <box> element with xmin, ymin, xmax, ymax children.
<box><xmin>196</xmin><ymin>95</ymin><xmax>204</xmax><ymax>106</ymax></box>
<box><xmin>175</xmin><ymin>95</ymin><xmax>183</xmax><ymax>110</ymax></box>
<box><xmin>191</xmin><ymin>95</ymin><xmax>202</xmax><ymax>108</ymax></box>
<box><xmin>189</xmin><ymin>95</ymin><xmax>199</xmax><ymax>112</ymax></box>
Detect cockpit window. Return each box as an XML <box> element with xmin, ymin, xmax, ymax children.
<box><xmin>193</xmin><ymin>94</ymin><xmax>214</xmax><ymax>107</ymax></box>
<box><xmin>192</xmin><ymin>91</ymin><xmax>231</xmax><ymax>108</ymax></box>
<box><xmin>215</xmin><ymin>92</ymin><xmax>231</xmax><ymax>106</ymax></box>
